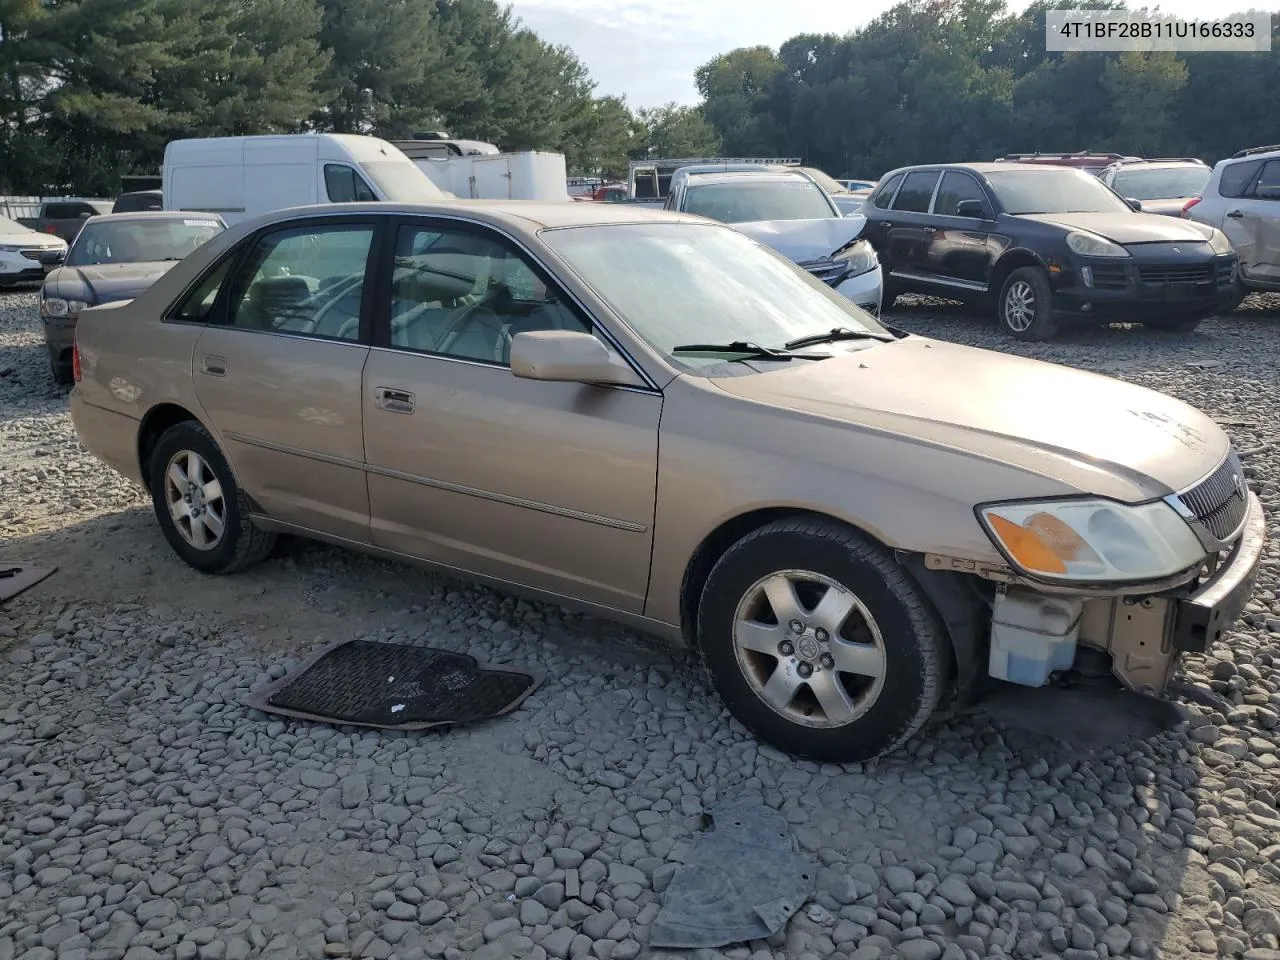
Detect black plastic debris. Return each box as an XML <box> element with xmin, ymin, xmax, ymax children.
<box><xmin>246</xmin><ymin>639</ymin><xmax>541</xmax><ymax>731</ymax></box>
<box><xmin>649</xmin><ymin>797</ymin><xmax>816</xmax><ymax>949</ymax></box>
<box><xmin>0</xmin><ymin>563</ymin><xmax>57</xmax><ymax>603</ymax></box>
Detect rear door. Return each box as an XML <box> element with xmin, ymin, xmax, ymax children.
<box><xmin>360</xmin><ymin>217</ymin><xmax>662</xmax><ymax>612</ymax></box>
<box><xmin>189</xmin><ymin>214</ymin><xmax>383</xmax><ymax>542</ymax></box>
<box><xmin>1223</xmin><ymin>158</ymin><xmax>1280</xmax><ymax>286</ymax></box>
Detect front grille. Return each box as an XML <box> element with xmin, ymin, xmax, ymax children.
<box><xmin>1138</xmin><ymin>263</ymin><xmax>1214</xmax><ymax>284</ymax></box>
<box><xmin>21</xmin><ymin>248</ymin><xmax>61</xmax><ymax>264</ymax></box>
<box><xmin>1090</xmin><ymin>263</ymin><xmax>1130</xmax><ymax>290</ymax></box>
<box><xmin>800</xmin><ymin>258</ymin><xmax>850</xmax><ymax>287</ymax></box>
<box><xmin>1178</xmin><ymin>449</ymin><xmax>1248</xmax><ymax>542</ymax></box>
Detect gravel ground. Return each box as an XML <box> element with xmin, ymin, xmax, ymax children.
<box><xmin>3</xmin><ymin>285</ymin><xmax>1280</xmax><ymax>960</ymax></box>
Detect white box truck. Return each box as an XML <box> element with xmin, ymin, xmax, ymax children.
<box><xmin>394</xmin><ymin>138</ymin><xmax>570</xmax><ymax>202</ymax></box>
<box><xmin>162</xmin><ymin>134</ymin><xmax>449</xmax><ymax>225</ymax></box>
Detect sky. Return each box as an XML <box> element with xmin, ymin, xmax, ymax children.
<box><xmin>509</xmin><ymin>0</ymin><xmax>1247</xmax><ymax>108</ymax></box>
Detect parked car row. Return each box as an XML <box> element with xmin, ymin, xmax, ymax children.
<box><xmin>66</xmin><ymin>198</ymin><xmax>1266</xmax><ymax>762</ymax></box>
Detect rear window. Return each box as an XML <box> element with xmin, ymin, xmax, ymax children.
<box><xmin>1219</xmin><ymin>159</ymin><xmax>1262</xmax><ymax>199</ymax></box>
<box><xmin>891</xmin><ymin>171</ymin><xmax>940</xmax><ymax>213</ymax></box>
<box><xmin>43</xmin><ymin>202</ymin><xmax>98</xmax><ymax>219</ymax></box>
<box><xmin>1111</xmin><ymin>166</ymin><xmax>1210</xmax><ymax>201</ymax></box>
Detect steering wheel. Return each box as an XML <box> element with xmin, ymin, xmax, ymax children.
<box><xmin>434</xmin><ymin>300</ymin><xmax>505</xmax><ymax>361</ymax></box>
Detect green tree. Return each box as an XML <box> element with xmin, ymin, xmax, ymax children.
<box><xmin>695</xmin><ymin>46</ymin><xmax>782</xmax><ymax>156</ymax></box>
<box><xmin>634</xmin><ymin>103</ymin><xmax>720</xmax><ymax>159</ymax></box>
<box><xmin>561</xmin><ymin>95</ymin><xmax>643</xmax><ymax>177</ymax></box>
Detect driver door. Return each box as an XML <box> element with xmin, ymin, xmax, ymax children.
<box><xmin>191</xmin><ymin>215</ymin><xmax>382</xmax><ymax>543</ymax></box>
<box><xmin>361</xmin><ymin>218</ymin><xmax>662</xmax><ymax>612</ymax></box>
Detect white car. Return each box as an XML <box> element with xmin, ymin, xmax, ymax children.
<box><xmin>1185</xmin><ymin>144</ymin><xmax>1280</xmax><ymax>298</ymax></box>
<box><xmin>0</xmin><ymin>215</ymin><xmax>68</xmax><ymax>287</ymax></box>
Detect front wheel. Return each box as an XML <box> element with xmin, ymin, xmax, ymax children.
<box><xmin>997</xmin><ymin>266</ymin><xmax>1057</xmax><ymax>341</ymax></box>
<box><xmin>697</xmin><ymin>518</ymin><xmax>947</xmax><ymax>762</ymax></box>
<box><xmin>148</xmin><ymin>420</ymin><xmax>276</xmax><ymax>574</ymax></box>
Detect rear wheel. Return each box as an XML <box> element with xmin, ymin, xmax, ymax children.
<box><xmin>697</xmin><ymin>518</ymin><xmax>946</xmax><ymax>762</ymax></box>
<box><xmin>997</xmin><ymin>267</ymin><xmax>1057</xmax><ymax>341</ymax></box>
<box><xmin>148</xmin><ymin>421</ymin><xmax>276</xmax><ymax>574</ymax></box>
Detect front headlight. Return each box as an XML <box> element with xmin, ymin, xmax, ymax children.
<box><xmin>1066</xmin><ymin>232</ymin><xmax>1130</xmax><ymax>258</ymax></box>
<box><xmin>40</xmin><ymin>297</ymin><xmax>90</xmax><ymax>318</ymax></box>
<box><xmin>834</xmin><ymin>239</ymin><xmax>877</xmax><ymax>276</ymax></box>
<box><xmin>1207</xmin><ymin>228</ymin><xmax>1233</xmax><ymax>255</ymax></box>
<box><xmin>977</xmin><ymin>497</ymin><xmax>1205</xmax><ymax>583</ymax></box>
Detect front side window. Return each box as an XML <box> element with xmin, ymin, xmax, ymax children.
<box><xmin>891</xmin><ymin>171</ymin><xmax>940</xmax><ymax>213</ymax></box>
<box><xmin>542</xmin><ymin>222</ymin><xmax>887</xmax><ymax>371</ymax></box>
<box><xmin>986</xmin><ymin>169</ymin><xmax>1130</xmax><ymax>215</ymax></box>
<box><xmin>934</xmin><ymin>172</ymin><xmax>988</xmax><ymax>217</ymax></box>
<box><xmin>225</xmin><ymin>224</ymin><xmax>374</xmax><ymax>341</ymax></box>
<box><xmin>324</xmin><ymin>164</ymin><xmax>378</xmax><ymax>203</ymax></box>
<box><xmin>682</xmin><ymin>180</ymin><xmax>836</xmax><ymax>223</ymax></box>
<box><xmin>389</xmin><ymin>224</ymin><xmax>589</xmax><ymax>364</ymax></box>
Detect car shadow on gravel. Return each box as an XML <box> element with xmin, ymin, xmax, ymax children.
<box><xmin>0</xmin><ymin>340</ymin><xmax>68</xmax><ymax>420</ymax></box>
<box><xmin>4</xmin><ymin>506</ymin><xmax>1217</xmax><ymax>957</ymax></box>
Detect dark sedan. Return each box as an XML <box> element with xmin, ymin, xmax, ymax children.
<box><xmin>864</xmin><ymin>163</ymin><xmax>1238</xmax><ymax>340</ymax></box>
<box><xmin>40</xmin><ymin>211</ymin><xmax>225</xmax><ymax>382</ymax></box>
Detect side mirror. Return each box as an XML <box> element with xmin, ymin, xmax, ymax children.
<box><xmin>510</xmin><ymin>330</ymin><xmax>646</xmax><ymax>387</ymax></box>
<box><xmin>955</xmin><ymin>199</ymin><xmax>990</xmax><ymax>219</ymax></box>
<box><xmin>1125</xmin><ymin>197</ymin><xmax>1143</xmax><ymax>212</ymax></box>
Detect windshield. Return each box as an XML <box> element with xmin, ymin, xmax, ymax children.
<box><xmin>359</xmin><ymin>161</ymin><xmax>448</xmax><ymax>202</ymax></box>
<box><xmin>542</xmin><ymin>222</ymin><xmax>887</xmax><ymax>369</ymax></box>
<box><xmin>67</xmin><ymin>218</ymin><xmax>224</xmax><ymax>266</ymax></box>
<box><xmin>1112</xmin><ymin>166</ymin><xmax>1210</xmax><ymax>201</ymax></box>
<box><xmin>684</xmin><ymin>180</ymin><xmax>837</xmax><ymax>223</ymax></box>
<box><xmin>987</xmin><ymin>169</ymin><xmax>1130</xmax><ymax>215</ymax></box>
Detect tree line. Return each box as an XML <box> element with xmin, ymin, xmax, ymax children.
<box><xmin>2</xmin><ymin>0</ymin><xmax>1275</xmax><ymax>195</ymax></box>
<box><xmin>0</xmin><ymin>0</ymin><xmax>719</xmax><ymax>194</ymax></box>
<box><xmin>695</xmin><ymin>0</ymin><xmax>1280</xmax><ymax>179</ymax></box>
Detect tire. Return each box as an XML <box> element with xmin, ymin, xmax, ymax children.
<box><xmin>881</xmin><ymin>280</ymin><xmax>902</xmax><ymax>311</ymax></box>
<box><xmin>49</xmin><ymin>350</ymin><xmax>73</xmax><ymax>385</ymax></box>
<box><xmin>1142</xmin><ymin>315</ymin><xmax>1202</xmax><ymax>333</ymax></box>
<box><xmin>997</xmin><ymin>266</ymin><xmax>1057</xmax><ymax>341</ymax></box>
<box><xmin>147</xmin><ymin>420</ymin><xmax>276</xmax><ymax>575</ymax></box>
<box><xmin>697</xmin><ymin>518</ymin><xmax>947</xmax><ymax>763</ymax></box>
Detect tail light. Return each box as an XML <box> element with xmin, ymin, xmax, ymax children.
<box><xmin>43</xmin><ymin>225</ymin><xmax>58</xmax><ymax>235</ymax></box>
<box><xmin>1181</xmin><ymin>197</ymin><xmax>1201</xmax><ymax>218</ymax></box>
<box><xmin>72</xmin><ymin>338</ymin><xmax>82</xmax><ymax>383</ymax></box>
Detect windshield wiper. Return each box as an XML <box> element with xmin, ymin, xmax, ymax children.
<box><xmin>671</xmin><ymin>341</ymin><xmax>820</xmax><ymax>361</ymax></box>
<box><xmin>783</xmin><ymin>327</ymin><xmax>893</xmax><ymax>350</ymax></box>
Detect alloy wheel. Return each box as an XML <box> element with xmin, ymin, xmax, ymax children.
<box><xmin>164</xmin><ymin>449</ymin><xmax>226</xmax><ymax>550</ymax></box>
<box><xmin>1003</xmin><ymin>279</ymin><xmax>1037</xmax><ymax>332</ymax></box>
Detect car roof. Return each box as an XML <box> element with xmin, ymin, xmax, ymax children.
<box><xmin>884</xmin><ymin>162</ymin><xmax>1071</xmax><ymax>176</ymax></box>
<box><xmin>1106</xmin><ymin>159</ymin><xmax>1207</xmax><ymax>170</ymax></box>
<box><xmin>83</xmin><ymin>211</ymin><xmax>226</xmax><ymax>225</ymax></box>
<box><xmin>683</xmin><ymin>171</ymin><xmax>814</xmax><ymax>186</ymax></box>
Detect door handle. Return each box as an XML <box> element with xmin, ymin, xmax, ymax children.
<box><xmin>201</xmin><ymin>355</ymin><xmax>226</xmax><ymax>377</ymax></box>
<box><xmin>879</xmin><ymin>220</ymin><xmax>892</xmax><ymax>228</ymax></box>
<box><xmin>374</xmin><ymin>386</ymin><xmax>415</xmax><ymax>414</ymax></box>
<box><xmin>1226</xmin><ymin>210</ymin><xmax>1244</xmax><ymax>219</ymax></box>
<box><xmin>923</xmin><ymin>226</ymin><xmax>937</xmax><ymax>234</ymax></box>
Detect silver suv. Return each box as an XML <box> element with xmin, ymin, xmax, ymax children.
<box><xmin>1185</xmin><ymin>144</ymin><xmax>1280</xmax><ymax>297</ymax></box>
<box><xmin>1097</xmin><ymin>157</ymin><xmax>1210</xmax><ymax>218</ymax></box>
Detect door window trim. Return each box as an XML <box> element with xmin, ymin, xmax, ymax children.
<box><xmin>165</xmin><ymin>214</ymin><xmax>389</xmax><ymax>347</ymax></box>
<box><xmin>371</xmin><ymin>213</ymin><xmax>662</xmax><ymax>393</ymax></box>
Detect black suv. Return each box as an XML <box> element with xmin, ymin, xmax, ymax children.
<box><xmin>864</xmin><ymin>163</ymin><xmax>1239</xmax><ymax>340</ymax></box>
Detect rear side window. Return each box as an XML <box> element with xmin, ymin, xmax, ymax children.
<box><xmin>934</xmin><ymin>172</ymin><xmax>988</xmax><ymax>216</ymax></box>
<box><xmin>871</xmin><ymin>174</ymin><xmax>903</xmax><ymax>208</ymax></box>
<box><xmin>891</xmin><ymin>171</ymin><xmax>940</xmax><ymax>213</ymax></box>
<box><xmin>1251</xmin><ymin>160</ymin><xmax>1280</xmax><ymax>201</ymax></box>
<box><xmin>171</xmin><ymin>258</ymin><xmax>235</xmax><ymax>324</ymax></box>
<box><xmin>324</xmin><ymin>164</ymin><xmax>378</xmax><ymax>203</ymax></box>
<box><xmin>1219</xmin><ymin>159</ymin><xmax>1262</xmax><ymax>199</ymax></box>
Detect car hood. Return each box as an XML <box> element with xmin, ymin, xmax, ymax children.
<box><xmin>733</xmin><ymin>216</ymin><xmax>867</xmax><ymax>262</ymax></box>
<box><xmin>1017</xmin><ymin>211</ymin><xmax>1210</xmax><ymax>245</ymax></box>
<box><xmin>44</xmin><ymin>261</ymin><xmax>178</xmax><ymax>303</ymax></box>
<box><xmin>0</xmin><ymin>230</ymin><xmax>63</xmax><ymax>248</ymax></box>
<box><xmin>712</xmin><ymin>337</ymin><xmax>1226</xmax><ymax>501</ymax></box>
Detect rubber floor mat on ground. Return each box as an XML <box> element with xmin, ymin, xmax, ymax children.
<box><xmin>246</xmin><ymin>639</ymin><xmax>542</xmax><ymax>731</ymax></box>
<box><xmin>0</xmin><ymin>563</ymin><xmax>57</xmax><ymax>603</ymax></box>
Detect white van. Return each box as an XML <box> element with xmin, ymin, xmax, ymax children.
<box><xmin>162</xmin><ymin>134</ymin><xmax>448</xmax><ymax>225</ymax></box>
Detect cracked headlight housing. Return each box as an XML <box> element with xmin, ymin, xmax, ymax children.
<box><xmin>833</xmin><ymin>239</ymin><xmax>877</xmax><ymax>277</ymax></box>
<box><xmin>977</xmin><ymin>497</ymin><xmax>1206</xmax><ymax>583</ymax></box>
